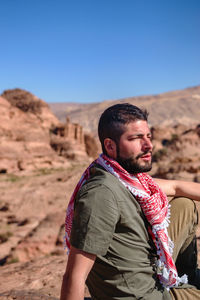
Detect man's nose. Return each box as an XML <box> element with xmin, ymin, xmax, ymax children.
<box><xmin>143</xmin><ymin>138</ymin><xmax>153</xmax><ymax>151</ymax></box>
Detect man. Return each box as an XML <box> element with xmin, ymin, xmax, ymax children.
<box><xmin>60</xmin><ymin>103</ymin><xmax>200</xmax><ymax>300</ymax></box>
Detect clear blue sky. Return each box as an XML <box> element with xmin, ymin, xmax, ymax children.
<box><xmin>0</xmin><ymin>0</ymin><xmax>200</xmax><ymax>103</ymax></box>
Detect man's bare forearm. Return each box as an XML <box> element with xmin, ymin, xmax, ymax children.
<box><xmin>155</xmin><ymin>178</ymin><xmax>200</xmax><ymax>201</ymax></box>
<box><xmin>60</xmin><ymin>272</ymin><xmax>85</xmax><ymax>300</ymax></box>
<box><xmin>60</xmin><ymin>246</ymin><xmax>96</xmax><ymax>300</ymax></box>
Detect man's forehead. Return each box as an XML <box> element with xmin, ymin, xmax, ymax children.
<box><xmin>124</xmin><ymin>120</ymin><xmax>150</xmax><ymax>131</ymax></box>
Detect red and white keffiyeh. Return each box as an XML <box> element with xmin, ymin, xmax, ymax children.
<box><xmin>64</xmin><ymin>154</ymin><xmax>187</xmax><ymax>289</ymax></box>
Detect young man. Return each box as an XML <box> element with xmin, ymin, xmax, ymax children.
<box><xmin>60</xmin><ymin>103</ymin><xmax>200</xmax><ymax>300</ymax></box>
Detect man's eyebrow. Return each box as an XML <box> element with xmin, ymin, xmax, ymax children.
<box><xmin>127</xmin><ymin>132</ymin><xmax>152</xmax><ymax>137</ymax></box>
<box><xmin>127</xmin><ymin>133</ymin><xmax>144</xmax><ymax>137</ymax></box>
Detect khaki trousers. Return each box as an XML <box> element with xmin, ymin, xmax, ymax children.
<box><xmin>168</xmin><ymin>197</ymin><xmax>200</xmax><ymax>299</ymax></box>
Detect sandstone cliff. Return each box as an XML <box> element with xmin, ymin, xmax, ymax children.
<box><xmin>0</xmin><ymin>89</ymin><xmax>98</xmax><ymax>174</ymax></box>
<box><xmin>0</xmin><ymin>89</ymin><xmax>96</xmax><ymax>299</ymax></box>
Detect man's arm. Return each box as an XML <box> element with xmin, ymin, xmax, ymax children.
<box><xmin>154</xmin><ymin>178</ymin><xmax>200</xmax><ymax>201</ymax></box>
<box><xmin>60</xmin><ymin>246</ymin><xmax>96</xmax><ymax>300</ymax></box>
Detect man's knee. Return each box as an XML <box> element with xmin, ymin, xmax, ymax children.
<box><xmin>169</xmin><ymin>197</ymin><xmax>198</xmax><ymax>228</ymax></box>
<box><xmin>168</xmin><ymin>197</ymin><xmax>198</xmax><ymax>260</ymax></box>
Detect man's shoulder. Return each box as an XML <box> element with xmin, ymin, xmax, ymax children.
<box><xmin>77</xmin><ymin>164</ymin><xmax>134</xmax><ymax>205</ymax></box>
<box><xmin>83</xmin><ymin>164</ymin><xmax>122</xmax><ymax>191</ymax></box>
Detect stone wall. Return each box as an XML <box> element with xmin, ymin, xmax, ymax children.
<box><xmin>65</xmin><ymin>117</ymin><xmax>84</xmax><ymax>144</ymax></box>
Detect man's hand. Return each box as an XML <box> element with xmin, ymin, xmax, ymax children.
<box><xmin>60</xmin><ymin>246</ymin><xmax>96</xmax><ymax>300</ymax></box>
<box><xmin>155</xmin><ymin>178</ymin><xmax>200</xmax><ymax>202</ymax></box>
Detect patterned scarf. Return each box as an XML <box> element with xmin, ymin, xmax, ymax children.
<box><xmin>65</xmin><ymin>154</ymin><xmax>187</xmax><ymax>289</ymax></box>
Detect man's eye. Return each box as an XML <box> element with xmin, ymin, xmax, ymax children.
<box><xmin>128</xmin><ymin>137</ymin><xmax>138</xmax><ymax>140</ymax></box>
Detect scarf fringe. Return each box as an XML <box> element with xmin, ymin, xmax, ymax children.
<box><xmin>156</xmin><ymin>259</ymin><xmax>188</xmax><ymax>290</ymax></box>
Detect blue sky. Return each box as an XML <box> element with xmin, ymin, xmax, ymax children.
<box><xmin>0</xmin><ymin>0</ymin><xmax>200</xmax><ymax>103</ymax></box>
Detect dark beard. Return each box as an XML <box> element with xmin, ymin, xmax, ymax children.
<box><xmin>116</xmin><ymin>152</ymin><xmax>152</xmax><ymax>174</ymax></box>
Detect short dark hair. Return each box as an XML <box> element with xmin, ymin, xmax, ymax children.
<box><xmin>98</xmin><ymin>103</ymin><xmax>148</xmax><ymax>154</ymax></box>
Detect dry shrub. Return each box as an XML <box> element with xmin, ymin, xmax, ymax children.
<box><xmin>1</xmin><ymin>88</ymin><xmax>46</xmax><ymax>114</ymax></box>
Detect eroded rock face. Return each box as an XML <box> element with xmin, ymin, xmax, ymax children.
<box><xmin>151</xmin><ymin>124</ymin><xmax>200</xmax><ymax>181</ymax></box>
<box><xmin>0</xmin><ymin>89</ymin><xmax>97</xmax><ymax>174</ymax></box>
<box><xmin>0</xmin><ymin>86</ymin><xmax>95</xmax><ymax>267</ymax></box>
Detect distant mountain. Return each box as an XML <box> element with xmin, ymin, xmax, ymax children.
<box><xmin>49</xmin><ymin>85</ymin><xmax>200</xmax><ymax>135</ymax></box>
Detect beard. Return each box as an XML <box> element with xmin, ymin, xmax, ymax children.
<box><xmin>116</xmin><ymin>151</ymin><xmax>152</xmax><ymax>174</ymax></box>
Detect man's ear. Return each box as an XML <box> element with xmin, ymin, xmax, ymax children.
<box><xmin>104</xmin><ymin>138</ymin><xmax>117</xmax><ymax>158</ymax></box>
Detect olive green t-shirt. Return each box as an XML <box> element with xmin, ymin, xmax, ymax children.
<box><xmin>70</xmin><ymin>165</ymin><xmax>171</xmax><ymax>300</ymax></box>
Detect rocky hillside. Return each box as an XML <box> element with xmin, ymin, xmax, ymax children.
<box><xmin>0</xmin><ymin>162</ymin><xmax>91</xmax><ymax>299</ymax></box>
<box><xmin>0</xmin><ymin>89</ymin><xmax>98</xmax><ymax>174</ymax></box>
<box><xmin>150</xmin><ymin>123</ymin><xmax>200</xmax><ymax>182</ymax></box>
<box><xmin>0</xmin><ymin>88</ymin><xmax>96</xmax><ymax>299</ymax></box>
<box><xmin>49</xmin><ymin>85</ymin><xmax>200</xmax><ymax>134</ymax></box>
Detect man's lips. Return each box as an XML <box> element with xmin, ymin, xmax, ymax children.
<box><xmin>138</xmin><ymin>152</ymin><xmax>152</xmax><ymax>161</ymax></box>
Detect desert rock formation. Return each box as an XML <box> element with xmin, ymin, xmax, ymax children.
<box><xmin>150</xmin><ymin>124</ymin><xmax>200</xmax><ymax>181</ymax></box>
<box><xmin>0</xmin><ymin>89</ymin><xmax>95</xmax><ymax>298</ymax></box>
<box><xmin>0</xmin><ymin>89</ymin><xmax>97</xmax><ymax>175</ymax></box>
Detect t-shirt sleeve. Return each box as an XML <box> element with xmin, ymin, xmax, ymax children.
<box><xmin>70</xmin><ymin>182</ymin><xmax>119</xmax><ymax>256</ymax></box>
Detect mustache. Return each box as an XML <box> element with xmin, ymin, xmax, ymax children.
<box><xmin>136</xmin><ymin>150</ymin><xmax>152</xmax><ymax>159</ymax></box>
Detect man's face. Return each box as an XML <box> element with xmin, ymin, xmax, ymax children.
<box><xmin>116</xmin><ymin>120</ymin><xmax>153</xmax><ymax>173</ymax></box>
